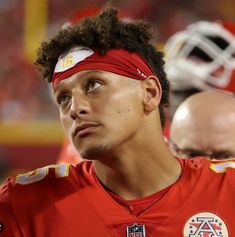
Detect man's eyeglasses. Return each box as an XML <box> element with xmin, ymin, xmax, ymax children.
<box><xmin>168</xmin><ymin>140</ymin><xmax>235</xmax><ymax>160</ymax></box>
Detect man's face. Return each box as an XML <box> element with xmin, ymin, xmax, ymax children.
<box><xmin>170</xmin><ymin>113</ymin><xmax>235</xmax><ymax>160</ymax></box>
<box><xmin>53</xmin><ymin>70</ymin><xmax>144</xmax><ymax>160</ymax></box>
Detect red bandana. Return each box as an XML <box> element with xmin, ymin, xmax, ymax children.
<box><xmin>52</xmin><ymin>46</ymin><xmax>156</xmax><ymax>87</ymax></box>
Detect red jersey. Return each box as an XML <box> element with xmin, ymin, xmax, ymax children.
<box><xmin>0</xmin><ymin>157</ymin><xmax>235</xmax><ymax>237</ymax></box>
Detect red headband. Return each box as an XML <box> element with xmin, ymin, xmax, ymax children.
<box><xmin>52</xmin><ymin>46</ymin><xmax>156</xmax><ymax>87</ymax></box>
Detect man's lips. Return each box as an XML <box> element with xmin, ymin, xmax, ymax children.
<box><xmin>72</xmin><ymin>123</ymin><xmax>99</xmax><ymax>138</ymax></box>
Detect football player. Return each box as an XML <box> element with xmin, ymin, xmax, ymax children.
<box><xmin>0</xmin><ymin>5</ymin><xmax>235</xmax><ymax>237</ymax></box>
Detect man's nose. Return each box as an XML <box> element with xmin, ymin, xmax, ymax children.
<box><xmin>70</xmin><ymin>93</ymin><xmax>89</xmax><ymax>121</ymax></box>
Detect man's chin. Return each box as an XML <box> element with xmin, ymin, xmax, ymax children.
<box><xmin>81</xmin><ymin>144</ymin><xmax>111</xmax><ymax>160</ymax></box>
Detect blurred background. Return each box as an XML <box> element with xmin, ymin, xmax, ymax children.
<box><xmin>0</xmin><ymin>0</ymin><xmax>235</xmax><ymax>182</ymax></box>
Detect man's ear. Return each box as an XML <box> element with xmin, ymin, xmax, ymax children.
<box><xmin>142</xmin><ymin>75</ymin><xmax>162</xmax><ymax>112</ymax></box>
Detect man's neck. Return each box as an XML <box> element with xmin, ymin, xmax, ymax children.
<box><xmin>93</xmin><ymin>138</ymin><xmax>181</xmax><ymax>200</ymax></box>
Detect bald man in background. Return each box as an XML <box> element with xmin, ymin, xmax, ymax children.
<box><xmin>169</xmin><ymin>90</ymin><xmax>235</xmax><ymax>160</ymax></box>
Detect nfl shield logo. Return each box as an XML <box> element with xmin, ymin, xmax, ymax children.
<box><xmin>126</xmin><ymin>223</ymin><xmax>146</xmax><ymax>237</ymax></box>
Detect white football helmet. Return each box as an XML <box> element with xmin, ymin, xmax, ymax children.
<box><xmin>164</xmin><ymin>21</ymin><xmax>235</xmax><ymax>92</ymax></box>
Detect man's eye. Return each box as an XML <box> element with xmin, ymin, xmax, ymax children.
<box><xmin>86</xmin><ymin>79</ymin><xmax>102</xmax><ymax>92</ymax></box>
<box><xmin>56</xmin><ymin>94</ymin><xmax>70</xmax><ymax>105</ymax></box>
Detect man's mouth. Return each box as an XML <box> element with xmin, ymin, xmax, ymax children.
<box><xmin>73</xmin><ymin>123</ymin><xmax>99</xmax><ymax>138</ymax></box>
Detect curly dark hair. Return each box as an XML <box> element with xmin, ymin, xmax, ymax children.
<box><xmin>35</xmin><ymin>5</ymin><xmax>170</xmax><ymax>127</ymax></box>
